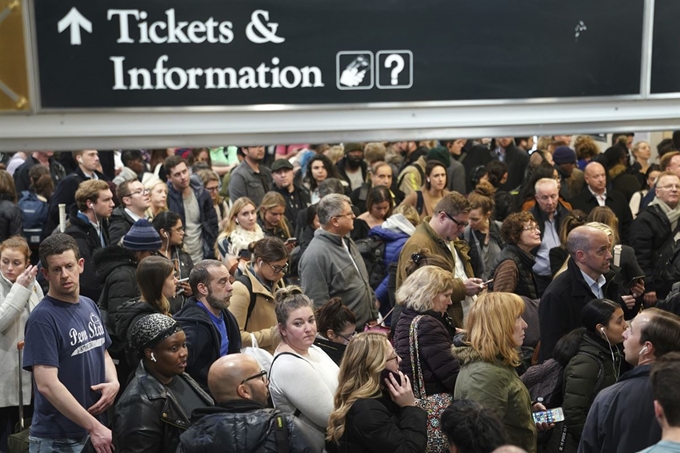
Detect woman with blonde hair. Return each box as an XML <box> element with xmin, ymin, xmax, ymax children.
<box><xmin>144</xmin><ymin>178</ymin><xmax>168</xmax><ymax>220</ymax></box>
<box><xmin>453</xmin><ymin>292</ymin><xmax>542</xmax><ymax>453</ymax></box>
<box><xmin>216</xmin><ymin>197</ymin><xmax>264</xmax><ymax>261</ymax></box>
<box><xmin>325</xmin><ymin>332</ymin><xmax>427</xmax><ymax>453</ymax></box>
<box><xmin>258</xmin><ymin>191</ymin><xmax>293</xmax><ymax>243</ymax></box>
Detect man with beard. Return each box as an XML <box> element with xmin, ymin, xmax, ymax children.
<box><xmin>174</xmin><ymin>260</ymin><xmax>242</xmax><ymax>392</ymax></box>
<box><xmin>177</xmin><ymin>354</ymin><xmax>319</xmax><ymax>452</ymax></box>
<box><xmin>335</xmin><ymin>143</ymin><xmax>368</xmax><ymax>191</ymax></box>
<box><xmin>229</xmin><ymin>145</ymin><xmax>272</xmax><ymax>206</ymax></box>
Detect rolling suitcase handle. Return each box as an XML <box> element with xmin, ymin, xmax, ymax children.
<box><xmin>17</xmin><ymin>341</ymin><xmax>24</xmax><ymax>430</ymax></box>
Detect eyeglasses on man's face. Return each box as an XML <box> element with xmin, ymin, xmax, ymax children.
<box><xmin>241</xmin><ymin>369</ymin><xmax>268</xmax><ymax>385</ymax></box>
<box><xmin>442</xmin><ymin>211</ymin><xmax>469</xmax><ymax>228</ymax></box>
<box><xmin>127</xmin><ymin>188</ymin><xmax>150</xmax><ymax>197</ymax></box>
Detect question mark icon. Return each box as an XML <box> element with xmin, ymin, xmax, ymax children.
<box><xmin>384</xmin><ymin>54</ymin><xmax>405</xmax><ymax>85</ymax></box>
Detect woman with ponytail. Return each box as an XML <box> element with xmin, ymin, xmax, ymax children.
<box><xmin>326</xmin><ymin>332</ymin><xmax>427</xmax><ymax>453</ymax></box>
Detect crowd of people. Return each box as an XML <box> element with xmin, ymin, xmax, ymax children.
<box><xmin>1</xmin><ymin>135</ymin><xmax>680</xmax><ymax>453</ymax></box>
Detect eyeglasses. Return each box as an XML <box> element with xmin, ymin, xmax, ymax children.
<box><xmin>658</xmin><ymin>184</ymin><xmax>680</xmax><ymax>191</ymax></box>
<box><xmin>337</xmin><ymin>331</ymin><xmax>357</xmax><ymax>342</ymax></box>
<box><xmin>241</xmin><ymin>369</ymin><xmax>268</xmax><ymax>385</ymax></box>
<box><xmin>205</xmin><ymin>185</ymin><xmax>219</xmax><ymax>192</ymax></box>
<box><xmin>334</xmin><ymin>211</ymin><xmax>355</xmax><ymax>219</ymax></box>
<box><xmin>126</xmin><ymin>189</ymin><xmax>150</xmax><ymax>197</ymax></box>
<box><xmin>386</xmin><ymin>354</ymin><xmax>400</xmax><ymax>363</ymax></box>
<box><xmin>523</xmin><ymin>224</ymin><xmax>540</xmax><ymax>231</ymax></box>
<box><xmin>442</xmin><ymin>211</ymin><xmax>469</xmax><ymax>228</ymax></box>
<box><xmin>267</xmin><ymin>262</ymin><xmax>289</xmax><ymax>274</ymax></box>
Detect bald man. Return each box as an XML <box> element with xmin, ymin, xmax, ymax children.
<box><xmin>570</xmin><ymin>161</ymin><xmax>633</xmax><ymax>244</ymax></box>
<box><xmin>538</xmin><ymin>226</ymin><xmax>635</xmax><ymax>362</ymax></box>
<box><xmin>177</xmin><ymin>354</ymin><xmax>319</xmax><ymax>452</ymax></box>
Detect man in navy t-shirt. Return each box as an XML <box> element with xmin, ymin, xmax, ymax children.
<box><xmin>174</xmin><ymin>259</ymin><xmax>242</xmax><ymax>392</ymax></box>
<box><xmin>23</xmin><ymin>234</ymin><xmax>119</xmax><ymax>453</ymax></box>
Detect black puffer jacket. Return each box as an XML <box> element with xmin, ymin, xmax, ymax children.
<box><xmin>178</xmin><ymin>399</ymin><xmax>320</xmax><ymax>453</ymax></box>
<box><xmin>113</xmin><ymin>362</ymin><xmax>213</xmax><ymax>453</ymax></box>
<box><xmin>393</xmin><ymin>308</ymin><xmax>459</xmax><ymax>396</ymax></box>
<box><xmin>326</xmin><ymin>392</ymin><xmax>427</xmax><ymax>453</ymax></box>
<box><xmin>0</xmin><ymin>197</ymin><xmax>22</xmax><ymax>242</ymax></box>
<box><xmin>630</xmin><ymin>203</ymin><xmax>677</xmax><ymax>300</ymax></box>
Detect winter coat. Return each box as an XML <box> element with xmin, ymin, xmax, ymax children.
<box><xmin>538</xmin><ymin>258</ymin><xmax>621</xmax><ymax>362</ymax></box>
<box><xmin>490</xmin><ymin>244</ymin><xmax>538</xmax><ymax>300</ymax></box>
<box><xmin>228</xmin><ymin>266</ymin><xmax>282</xmax><ymax>354</ymax></box>
<box><xmin>113</xmin><ymin>362</ymin><xmax>213</xmax><ymax>453</ymax></box>
<box><xmin>397</xmin><ymin>156</ymin><xmax>427</xmax><ymax>197</ymax></box>
<box><xmin>369</xmin><ymin>214</ymin><xmax>416</xmax><ymax>308</ymax></box>
<box><xmin>520</xmin><ymin>359</ymin><xmax>565</xmax><ymax>409</ymax></box>
<box><xmin>178</xmin><ymin>399</ymin><xmax>320</xmax><ymax>453</ymax></box>
<box><xmin>63</xmin><ymin>208</ymin><xmax>109</xmax><ymax>302</ymax></box>
<box><xmin>630</xmin><ymin>203</ymin><xmax>677</xmax><ymax>300</ymax></box>
<box><xmin>335</xmin><ymin>157</ymin><xmax>368</xmax><ymax>189</ymax></box>
<box><xmin>453</xmin><ymin>345</ymin><xmax>537</xmax><ymax>453</ymax></box>
<box><xmin>396</xmin><ymin>220</ymin><xmax>473</xmax><ymax>328</ymax></box>
<box><xmin>579</xmin><ymin>364</ymin><xmax>659</xmax><ymax>453</ymax></box>
<box><xmin>0</xmin><ymin>274</ymin><xmax>42</xmax><ymax>407</ymax></box>
<box><xmin>299</xmin><ymin>229</ymin><xmax>378</xmax><ymax>328</ymax></box>
<box><xmin>167</xmin><ymin>179</ymin><xmax>218</xmax><ymax>260</ymax></box>
<box><xmin>115</xmin><ymin>300</ymin><xmax>161</xmax><ymax>367</ymax></box>
<box><xmin>174</xmin><ymin>297</ymin><xmax>242</xmax><ymax>391</ymax></box>
<box><xmin>94</xmin><ymin>245</ymin><xmax>139</xmax><ymax>328</ymax></box>
<box><xmin>570</xmin><ymin>187</ymin><xmax>633</xmax><ymax>245</ymax></box>
<box><xmin>0</xmin><ymin>198</ymin><xmax>22</xmax><ymax>242</ymax></box>
<box><xmin>228</xmin><ymin>160</ymin><xmax>272</xmax><ymax>206</ymax></box>
<box><xmin>393</xmin><ymin>308</ymin><xmax>459</xmax><ymax>396</ymax></box>
<box><xmin>326</xmin><ymin>392</ymin><xmax>428</xmax><ymax>453</ymax></box>
<box><xmin>528</xmin><ymin>201</ymin><xmax>570</xmax><ymax>248</ymax></box>
<box><xmin>107</xmin><ymin>206</ymin><xmax>136</xmax><ymax>246</ymax></box>
<box><xmin>609</xmin><ymin>244</ymin><xmax>645</xmax><ymax>319</ymax></box>
<box><xmin>560</xmin><ymin>332</ymin><xmax>621</xmax><ymax>448</ymax></box>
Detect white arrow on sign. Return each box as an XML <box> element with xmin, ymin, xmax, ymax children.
<box><xmin>57</xmin><ymin>7</ymin><xmax>92</xmax><ymax>45</ymax></box>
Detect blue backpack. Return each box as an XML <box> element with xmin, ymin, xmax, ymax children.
<box><xmin>18</xmin><ymin>190</ymin><xmax>48</xmax><ymax>246</ymax></box>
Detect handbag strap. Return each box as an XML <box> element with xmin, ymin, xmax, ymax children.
<box><xmin>408</xmin><ymin>315</ymin><xmax>427</xmax><ymax>399</ymax></box>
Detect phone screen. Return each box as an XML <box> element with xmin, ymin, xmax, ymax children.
<box><xmin>532</xmin><ymin>407</ymin><xmax>565</xmax><ymax>424</ymax></box>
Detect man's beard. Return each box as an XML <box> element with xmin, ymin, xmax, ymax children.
<box><xmin>346</xmin><ymin>156</ymin><xmax>363</xmax><ymax>168</ymax></box>
<box><xmin>206</xmin><ymin>289</ymin><xmax>230</xmax><ymax>310</ymax></box>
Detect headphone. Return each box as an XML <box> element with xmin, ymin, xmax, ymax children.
<box><xmin>151</xmin><ymin>353</ymin><xmax>157</xmax><ymax>362</ymax></box>
<box><xmin>163</xmin><ymin>232</ymin><xmax>169</xmax><ymax>238</ymax></box>
<box><xmin>639</xmin><ymin>346</ymin><xmax>649</xmax><ymax>356</ymax></box>
<box><xmin>77</xmin><ymin>158</ymin><xmax>82</xmax><ymax>164</ymax></box>
<box><xmin>600</xmin><ymin>327</ymin><xmax>606</xmax><ymax>333</ymax></box>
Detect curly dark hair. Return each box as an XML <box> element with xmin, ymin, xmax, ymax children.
<box><xmin>500</xmin><ymin>212</ymin><xmax>536</xmax><ymax>245</ymax></box>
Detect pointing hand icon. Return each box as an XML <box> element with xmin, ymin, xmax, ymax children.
<box><xmin>340</xmin><ymin>56</ymin><xmax>370</xmax><ymax>87</ymax></box>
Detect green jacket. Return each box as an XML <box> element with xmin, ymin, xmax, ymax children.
<box><xmin>562</xmin><ymin>332</ymin><xmax>621</xmax><ymax>439</ymax></box>
<box><xmin>452</xmin><ymin>346</ymin><xmax>537</xmax><ymax>453</ymax></box>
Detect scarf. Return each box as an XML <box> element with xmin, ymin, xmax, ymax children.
<box><xmin>649</xmin><ymin>198</ymin><xmax>680</xmax><ymax>231</ymax></box>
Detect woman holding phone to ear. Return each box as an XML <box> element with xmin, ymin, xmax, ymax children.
<box><xmin>555</xmin><ymin>299</ymin><xmax>626</xmax><ymax>453</ymax></box>
<box><xmin>326</xmin><ymin>332</ymin><xmax>427</xmax><ymax>453</ymax></box>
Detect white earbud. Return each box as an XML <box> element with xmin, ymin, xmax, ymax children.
<box><xmin>639</xmin><ymin>346</ymin><xmax>649</xmax><ymax>356</ymax></box>
<box><xmin>151</xmin><ymin>353</ymin><xmax>157</xmax><ymax>362</ymax></box>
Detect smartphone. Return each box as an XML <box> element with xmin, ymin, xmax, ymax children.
<box><xmin>380</xmin><ymin>369</ymin><xmax>402</xmax><ymax>386</ymax></box>
<box><xmin>481</xmin><ymin>278</ymin><xmax>494</xmax><ymax>287</ymax></box>
<box><xmin>285</xmin><ymin>237</ymin><xmax>297</xmax><ymax>244</ymax></box>
<box><xmin>532</xmin><ymin>407</ymin><xmax>565</xmax><ymax>424</ymax></box>
<box><xmin>626</xmin><ymin>275</ymin><xmax>645</xmax><ymax>289</ymax></box>
<box><xmin>176</xmin><ymin>277</ymin><xmax>189</xmax><ymax>283</ymax></box>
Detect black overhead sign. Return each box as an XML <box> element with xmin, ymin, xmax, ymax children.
<box><xmin>651</xmin><ymin>0</ymin><xmax>680</xmax><ymax>95</ymax></box>
<box><xmin>34</xmin><ymin>0</ymin><xmax>644</xmax><ymax>109</ymax></box>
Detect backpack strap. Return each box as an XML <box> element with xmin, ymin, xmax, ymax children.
<box><xmin>273</xmin><ymin>413</ymin><xmax>290</xmax><ymax>453</ymax></box>
<box><xmin>416</xmin><ymin>190</ymin><xmax>424</xmax><ymax>215</ymax></box>
<box><xmin>269</xmin><ymin>352</ymin><xmax>305</xmax><ymax>417</ymax></box>
<box><xmin>613</xmin><ymin>245</ymin><xmax>622</xmax><ymax>268</ymax></box>
<box><xmin>235</xmin><ymin>274</ymin><xmax>257</xmax><ymax>331</ymax></box>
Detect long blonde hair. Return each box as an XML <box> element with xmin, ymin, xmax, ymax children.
<box><xmin>465</xmin><ymin>292</ymin><xmax>525</xmax><ymax>367</ymax></box>
<box><xmin>327</xmin><ymin>332</ymin><xmax>392</xmax><ymax>443</ymax></box>
<box><xmin>258</xmin><ymin>191</ymin><xmax>292</xmax><ymax>238</ymax></box>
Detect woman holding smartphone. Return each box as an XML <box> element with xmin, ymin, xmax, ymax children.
<box><xmin>326</xmin><ymin>332</ymin><xmax>427</xmax><ymax>453</ymax></box>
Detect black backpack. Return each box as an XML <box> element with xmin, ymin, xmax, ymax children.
<box><xmin>354</xmin><ymin>235</ymin><xmax>387</xmax><ymax>290</ymax></box>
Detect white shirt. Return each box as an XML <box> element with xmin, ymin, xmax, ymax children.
<box><xmin>589</xmin><ymin>186</ymin><xmax>607</xmax><ymax>207</ymax></box>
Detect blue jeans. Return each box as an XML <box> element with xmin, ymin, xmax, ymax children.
<box><xmin>28</xmin><ymin>435</ymin><xmax>88</xmax><ymax>453</ymax></box>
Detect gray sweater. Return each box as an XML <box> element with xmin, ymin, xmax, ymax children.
<box><xmin>299</xmin><ymin>229</ymin><xmax>378</xmax><ymax>327</ymax></box>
